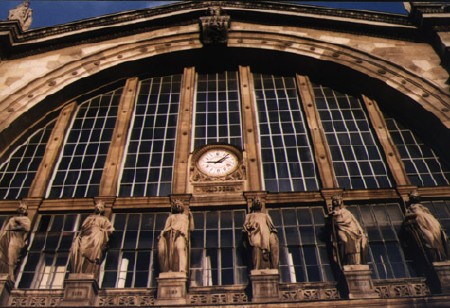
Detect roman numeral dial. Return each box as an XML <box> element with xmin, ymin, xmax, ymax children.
<box><xmin>197</xmin><ymin>148</ymin><xmax>239</xmax><ymax>177</ymax></box>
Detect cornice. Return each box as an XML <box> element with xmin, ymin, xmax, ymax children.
<box><xmin>0</xmin><ymin>1</ymin><xmax>417</xmax><ymax>59</ymax></box>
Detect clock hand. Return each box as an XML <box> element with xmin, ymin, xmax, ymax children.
<box><xmin>206</xmin><ymin>154</ymin><xmax>229</xmax><ymax>164</ymax></box>
<box><xmin>216</xmin><ymin>154</ymin><xmax>229</xmax><ymax>163</ymax></box>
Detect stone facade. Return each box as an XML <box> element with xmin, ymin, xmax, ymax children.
<box><xmin>0</xmin><ymin>1</ymin><xmax>449</xmax><ymax>307</ymax></box>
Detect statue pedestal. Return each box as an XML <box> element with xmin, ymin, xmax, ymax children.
<box><xmin>155</xmin><ymin>272</ymin><xmax>187</xmax><ymax>305</ymax></box>
<box><xmin>61</xmin><ymin>273</ymin><xmax>99</xmax><ymax>306</ymax></box>
<box><xmin>343</xmin><ymin>265</ymin><xmax>377</xmax><ymax>299</ymax></box>
<box><xmin>249</xmin><ymin>269</ymin><xmax>280</xmax><ymax>302</ymax></box>
<box><xmin>0</xmin><ymin>274</ymin><xmax>13</xmax><ymax>306</ymax></box>
<box><xmin>432</xmin><ymin>261</ymin><xmax>450</xmax><ymax>293</ymax></box>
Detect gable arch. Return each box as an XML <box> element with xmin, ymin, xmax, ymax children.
<box><xmin>1</xmin><ymin>20</ymin><xmax>449</xmax><ymax>156</ymax></box>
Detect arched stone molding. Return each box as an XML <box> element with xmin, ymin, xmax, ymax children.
<box><xmin>1</xmin><ymin>21</ymin><xmax>449</xmax><ymax>149</ymax></box>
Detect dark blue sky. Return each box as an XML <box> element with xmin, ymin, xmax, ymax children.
<box><xmin>1</xmin><ymin>1</ymin><xmax>407</xmax><ymax>29</ymax></box>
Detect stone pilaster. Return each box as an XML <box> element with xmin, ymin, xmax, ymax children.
<box><xmin>61</xmin><ymin>273</ymin><xmax>99</xmax><ymax>306</ymax></box>
<box><xmin>0</xmin><ymin>274</ymin><xmax>13</xmax><ymax>306</ymax></box>
<box><xmin>249</xmin><ymin>269</ymin><xmax>280</xmax><ymax>302</ymax></box>
<box><xmin>343</xmin><ymin>265</ymin><xmax>377</xmax><ymax>299</ymax></box>
<box><xmin>155</xmin><ymin>272</ymin><xmax>188</xmax><ymax>305</ymax></box>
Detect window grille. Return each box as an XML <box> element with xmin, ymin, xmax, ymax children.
<box><xmin>386</xmin><ymin>118</ymin><xmax>450</xmax><ymax>186</ymax></box>
<box><xmin>193</xmin><ymin>72</ymin><xmax>243</xmax><ymax>149</ymax></box>
<box><xmin>268</xmin><ymin>206</ymin><xmax>332</xmax><ymax>282</ymax></box>
<box><xmin>254</xmin><ymin>74</ymin><xmax>320</xmax><ymax>192</ymax></box>
<box><xmin>313</xmin><ymin>84</ymin><xmax>393</xmax><ymax>189</ymax></box>
<box><xmin>0</xmin><ymin>120</ymin><xmax>55</xmax><ymax>199</ymax></box>
<box><xmin>119</xmin><ymin>75</ymin><xmax>181</xmax><ymax>197</ymax></box>
<box><xmin>347</xmin><ymin>203</ymin><xmax>415</xmax><ymax>279</ymax></box>
<box><xmin>18</xmin><ymin>214</ymin><xmax>85</xmax><ymax>289</ymax></box>
<box><xmin>189</xmin><ymin>209</ymin><xmax>247</xmax><ymax>286</ymax></box>
<box><xmin>101</xmin><ymin>212</ymin><xmax>168</xmax><ymax>288</ymax></box>
<box><xmin>47</xmin><ymin>88</ymin><xmax>123</xmax><ymax>198</ymax></box>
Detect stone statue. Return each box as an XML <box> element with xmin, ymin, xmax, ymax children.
<box><xmin>403</xmin><ymin>190</ymin><xmax>448</xmax><ymax>263</ymax></box>
<box><xmin>243</xmin><ymin>197</ymin><xmax>279</xmax><ymax>270</ymax></box>
<box><xmin>0</xmin><ymin>201</ymin><xmax>31</xmax><ymax>281</ymax></box>
<box><xmin>158</xmin><ymin>199</ymin><xmax>194</xmax><ymax>273</ymax></box>
<box><xmin>8</xmin><ymin>0</ymin><xmax>32</xmax><ymax>31</ymax></box>
<box><xmin>69</xmin><ymin>200</ymin><xmax>114</xmax><ymax>277</ymax></box>
<box><xmin>330</xmin><ymin>195</ymin><xmax>368</xmax><ymax>265</ymax></box>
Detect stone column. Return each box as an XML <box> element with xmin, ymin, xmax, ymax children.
<box><xmin>172</xmin><ymin>67</ymin><xmax>195</xmax><ymax>195</ymax></box>
<box><xmin>362</xmin><ymin>95</ymin><xmax>410</xmax><ymax>187</ymax></box>
<box><xmin>343</xmin><ymin>265</ymin><xmax>377</xmax><ymax>299</ymax></box>
<box><xmin>61</xmin><ymin>273</ymin><xmax>99</xmax><ymax>306</ymax></box>
<box><xmin>240</xmin><ymin>66</ymin><xmax>263</xmax><ymax>191</ymax></box>
<box><xmin>249</xmin><ymin>269</ymin><xmax>280</xmax><ymax>302</ymax></box>
<box><xmin>0</xmin><ymin>274</ymin><xmax>13</xmax><ymax>306</ymax></box>
<box><xmin>297</xmin><ymin>75</ymin><xmax>337</xmax><ymax>189</ymax></box>
<box><xmin>432</xmin><ymin>261</ymin><xmax>450</xmax><ymax>293</ymax></box>
<box><xmin>155</xmin><ymin>272</ymin><xmax>187</xmax><ymax>305</ymax></box>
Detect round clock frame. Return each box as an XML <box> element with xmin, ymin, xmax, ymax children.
<box><xmin>194</xmin><ymin>145</ymin><xmax>242</xmax><ymax>178</ymax></box>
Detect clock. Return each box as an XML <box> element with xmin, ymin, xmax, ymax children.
<box><xmin>197</xmin><ymin>147</ymin><xmax>239</xmax><ymax>177</ymax></box>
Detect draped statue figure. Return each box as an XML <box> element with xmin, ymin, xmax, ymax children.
<box><xmin>330</xmin><ymin>195</ymin><xmax>369</xmax><ymax>266</ymax></box>
<box><xmin>8</xmin><ymin>0</ymin><xmax>32</xmax><ymax>31</ymax></box>
<box><xmin>403</xmin><ymin>190</ymin><xmax>448</xmax><ymax>263</ymax></box>
<box><xmin>158</xmin><ymin>199</ymin><xmax>194</xmax><ymax>273</ymax></box>
<box><xmin>243</xmin><ymin>197</ymin><xmax>279</xmax><ymax>270</ymax></box>
<box><xmin>0</xmin><ymin>201</ymin><xmax>31</xmax><ymax>281</ymax></box>
<box><xmin>69</xmin><ymin>200</ymin><xmax>114</xmax><ymax>277</ymax></box>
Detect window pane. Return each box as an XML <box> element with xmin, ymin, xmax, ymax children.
<box><xmin>254</xmin><ymin>74</ymin><xmax>320</xmax><ymax>192</ymax></box>
<box><xmin>120</xmin><ymin>75</ymin><xmax>181</xmax><ymax>197</ymax></box>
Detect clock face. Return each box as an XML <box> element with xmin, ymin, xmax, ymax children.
<box><xmin>197</xmin><ymin>148</ymin><xmax>239</xmax><ymax>177</ymax></box>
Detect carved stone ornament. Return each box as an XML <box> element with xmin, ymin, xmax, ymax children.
<box><xmin>329</xmin><ymin>195</ymin><xmax>369</xmax><ymax>266</ymax></box>
<box><xmin>157</xmin><ymin>199</ymin><xmax>194</xmax><ymax>273</ymax></box>
<box><xmin>199</xmin><ymin>6</ymin><xmax>230</xmax><ymax>45</ymax></box>
<box><xmin>8</xmin><ymin>0</ymin><xmax>32</xmax><ymax>31</ymax></box>
<box><xmin>403</xmin><ymin>190</ymin><xmax>448</xmax><ymax>266</ymax></box>
<box><xmin>0</xmin><ymin>201</ymin><xmax>31</xmax><ymax>282</ymax></box>
<box><xmin>243</xmin><ymin>197</ymin><xmax>279</xmax><ymax>270</ymax></box>
<box><xmin>190</xmin><ymin>144</ymin><xmax>245</xmax><ymax>183</ymax></box>
<box><xmin>69</xmin><ymin>200</ymin><xmax>114</xmax><ymax>278</ymax></box>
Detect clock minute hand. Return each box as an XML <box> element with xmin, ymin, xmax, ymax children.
<box><xmin>216</xmin><ymin>154</ymin><xmax>229</xmax><ymax>163</ymax></box>
<box><xmin>206</xmin><ymin>154</ymin><xmax>229</xmax><ymax>164</ymax></box>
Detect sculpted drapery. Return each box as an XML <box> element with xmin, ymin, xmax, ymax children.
<box><xmin>330</xmin><ymin>195</ymin><xmax>369</xmax><ymax>266</ymax></box>
<box><xmin>158</xmin><ymin>199</ymin><xmax>194</xmax><ymax>273</ymax></box>
<box><xmin>404</xmin><ymin>190</ymin><xmax>448</xmax><ymax>264</ymax></box>
<box><xmin>243</xmin><ymin>197</ymin><xmax>279</xmax><ymax>270</ymax></box>
<box><xmin>0</xmin><ymin>201</ymin><xmax>31</xmax><ymax>281</ymax></box>
<box><xmin>69</xmin><ymin>201</ymin><xmax>114</xmax><ymax>277</ymax></box>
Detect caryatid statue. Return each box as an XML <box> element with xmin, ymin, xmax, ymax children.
<box><xmin>69</xmin><ymin>200</ymin><xmax>114</xmax><ymax>278</ymax></box>
<box><xmin>8</xmin><ymin>0</ymin><xmax>33</xmax><ymax>31</ymax></box>
<box><xmin>0</xmin><ymin>201</ymin><xmax>31</xmax><ymax>281</ymax></box>
<box><xmin>158</xmin><ymin>199</ymin><xmax>194</xmax><ymax>273</ymax></box>
<box><xmin>330</xmin><ymin>195</ymin><xmax>369</xmax><ymax>266</ymax></box>
<box><xmin>243</xmin><ymin>197</ymin><xmax>279</xmax><ymax>270</ymax></box>
<box><xmin>403</xmin><ymin>190</ymin><xmax>448</xmax><ymax>263</ymax></box>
